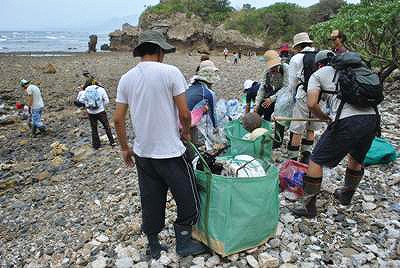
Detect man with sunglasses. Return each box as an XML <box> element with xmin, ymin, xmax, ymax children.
<box><xmin>330</xmin><ymin>30</ymin><xmax>348</xmax><ymax>55</ymax></box>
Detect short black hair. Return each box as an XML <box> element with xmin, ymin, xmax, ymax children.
<box><xmin>135</xmin><ymin>42</ymin><xmax>162</xmax><ymax>57</ymax></box>
<box><xmin>295</xmin><ymin>42</ymin><xmax>313</xmax><ymax>49</ymax></box>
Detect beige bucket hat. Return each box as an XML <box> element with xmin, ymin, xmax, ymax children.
<box><xmin>292</xmin><ymin>32</ymin><xmax>313</xmax><ymax>48</ymax></box>
<box><xmin>264</xmin><ymin>50</ymin><xmax>281</xmax><ymax>70</ymax></box>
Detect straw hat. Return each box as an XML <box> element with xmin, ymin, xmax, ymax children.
<box><xmin>292</xmin><ymin>32</ymin><xmax>313</xmax><ymax>48</ymax></box>
<box><xmin>264</xmin><ymin>50</ymin><xmax>281</xmax><ymax>70</ymax></box>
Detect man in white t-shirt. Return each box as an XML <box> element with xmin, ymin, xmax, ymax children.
<box><xmin>292</xmin><ymin>51</ymin><xmax>378</xmax><ymax>218</ymax></box>
<box><xmin>114</xmin><ymin>30</ymin><xmax>208</xmax><ymax>259</ymax></box>
<box><xmin>20</xmin><ymin>79</ymin><xmax>46</xmax><ymax>136</ymax></box>
<box><xmin>78</xmin><ymin>85</ymin><xmax>115</xmax><ymax>149</ymax></box>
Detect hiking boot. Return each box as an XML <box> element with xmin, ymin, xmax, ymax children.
<box><xmin>174</xmin><ymin>224</ymin><xmax>208</xmax><ymax>257</ymax></box>
<box><xmin>147</xmin><ymin>234</ymin><xmax>168</xmax><ymax>259</ymax></box>
<box><xmin>334</xmin><ymin>168</ymin><xmax>363</xmax><ymax>205</ymax></box>
<box><xmin>291</xmin><ymin>195</ymin><xmax>317</xmax><ymax>218</ymax></box>
<box><xmin>300</xmin><ymin>151</ymin><xmax>311</xmax><ymax>164</ymax></box>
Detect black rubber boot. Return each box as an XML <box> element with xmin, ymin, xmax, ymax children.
<box><xmin>300</xmin><ymin>139</ymin><xmax>313</xmax><ymax>164</ymax></box>
<box><xmin>147</xmin><ymin>233</ymin><xmax>168</xmax><ymax>259</ymax></box>
<box><xmin>291</xmin><ymin>195</ymin><xmax>317</xmax><ymax>218</ymax></box>
<box><xmin>292</xmin><ymin>175</ymin><xmax>322</xmax><ymax>218</ymax></box>
<box><xmin>287</xmin><ymin>144</ymin><xmax>300</xmax><ymax>161</ymax></box>
<box><xmin>174</xmin><ymin>224</ymin><xmax>208</xmax><ymax>257</ymax></box>
<box><xmin>334</xmin><ymin>168</ymin><xmax>363</xmax><ymax>205</ymax></box>
<box><xmin>32</xmin><ymin>126</ymin><xmax>38</xmax><ymax>137</ymax></box>
<box><xmin>300</xmin><ymin>151</ymin><xmax>311</xmax><ymax>164</ymax></box>
<box><xmin>273</xmin><ymin>123</ymin><xmax>285</xmax><ymax>149</ymax></box>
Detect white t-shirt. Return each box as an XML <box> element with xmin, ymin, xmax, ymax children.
<box><xmin>78</xmin><ymin>85</ymin><xmax>109</xmax><ymax>114</ymax></box>
<box><xmin>26</xmin><ymin>84</ymin><xmax>44</xmax><ymax>109</ymax></box>
<box><xmin>116</xmin><ymin>61</ymin><xmax>188</xmax><ymax>159</ymax></box>
<box><xmin>308</xmin><ymin>66</ymin><xmax>375</xmax><ymax>120</ymax></box>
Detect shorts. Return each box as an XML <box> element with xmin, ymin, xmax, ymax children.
<box><xmin>288</xmin><ymin>94</ymin><xmax>321</xmax><ymax>134</ymax></box>
<box><xmin>311</xmin><ymin>115</ymin><xmax>377</xmax><ymax>168</ymax></box>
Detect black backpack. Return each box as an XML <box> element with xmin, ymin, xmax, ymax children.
<box><xmin>329</xmin><ymin>52</ymin><xmax>384</xmax><ymax>134</ymax></box>
<box><xmin>297</xmin><ymin>50</ymin><xmax>318</xmax><ymax>92</ymax></box>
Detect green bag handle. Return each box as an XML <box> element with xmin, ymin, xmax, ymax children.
<box><xmin>187</xmin><ymin>142</ymin><xmax>212</xmax><ymax>248</ymax></box>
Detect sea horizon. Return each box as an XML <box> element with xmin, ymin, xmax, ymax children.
<box><xmin>0</xmin><ymin>30</ymin><xmax>110</xmax><ymax>53</ymax></box>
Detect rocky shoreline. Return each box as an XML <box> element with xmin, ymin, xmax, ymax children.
<box><xmin>0</xmin><ymin>52</ymin><xmax>399</xmax><ymax>267</ymax></box>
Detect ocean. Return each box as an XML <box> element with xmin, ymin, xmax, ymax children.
<box><xmin>0</xmin><ymin>31</ymin><xmax>110</xmax><ymax>53</ymax></box>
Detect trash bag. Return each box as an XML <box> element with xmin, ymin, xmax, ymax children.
<box><xmin>226</xmin><ymin>99</ymin><xmax>243</xmax><ymax>121</ymax></box>
<box><xmin>217</xmin><ymin>155</ymin><xmax>266</xmax><ymax>178</ymax></box>
<box><xmin>197</xmin><ymin>114</ymin><xmax>226</xmax><ymax>151</ymax></box>
<box><xmin>224</xmin><ymin>119</ymin><xmax>274</xmax><ymax>161</ymax></box>
<box><xmin>364</xmin><ymin>137</ymin><xmax>398</xmax><ymax>166</ymax></box>
<box><xmin>274</xmin><ymin>86</ymin><xmax>294</xmax><ymax>128</ymax></box>
<box><xmin>215</xmin><ymin>99</ymin><xmax>228</xmax><ymax>127</ymax></box>
<box><xmin>190</xmin><ymin>144</ymin><xmax>280</xmax><ymax>256</ymax></box>
<box><xmin>279</xmin><ymin>160</ymin><xmax>308</xmax><ymax>198</ymax></box>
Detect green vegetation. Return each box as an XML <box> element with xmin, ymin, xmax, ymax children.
<box><xmin>311</xmin><ymin>0</ymin><xmax>400</xmax><ymax>81</ymax></box>
<box><xmin>144</xmin><ymin>0</ymin><xmax>233</xmax><ymax>25</ymax></box>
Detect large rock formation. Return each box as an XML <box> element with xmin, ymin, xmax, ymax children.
<box><xmin>109</xmin><ymin>13</ymin><xmax>265</xmax><ymax>53</ymax></box>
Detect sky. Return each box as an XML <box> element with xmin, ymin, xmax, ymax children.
<box><xmin>0</xmin><ymin>0</ymin><xmax>360</xmax><ymax>31</ymax></box>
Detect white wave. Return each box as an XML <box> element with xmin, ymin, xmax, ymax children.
<box><xmin>46</xmin><ymin>36</ymin><xmax>58</xmax><ymax>40</ymax></box>
<box><xmin>1</xmin><ymin>35</ymin><xmax>7</xmax><ymax>38</ymax></box>
<box><xmin>0</xmin><ymin>38</ymin><xmax>6</xmax><ymax>42</ymax></box>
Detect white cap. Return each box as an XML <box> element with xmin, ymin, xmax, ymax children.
<box><xmin>243</xmin><ymin>80</ymin><xmax>254</xmax><ymax>90</ymax></box>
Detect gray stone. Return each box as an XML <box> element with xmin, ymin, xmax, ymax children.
<box><xmin>268</xmin><ymin>238</ymin><xmax>280</xmax><ymax>249</ymax></box>
<box><xmin>206</xmin><ymin>255</ymin><xmax>220</xmax><ymax>267</ymax></box>
<box><xmin>258</xmin><ymin>252</ymin><xmax>279</xmax><ymax>268</ymax></box>
<box><xmin>246</xmin><ymin>255</ymin><xmax>259</xmax><ymax>268</ymax></box>
<box><xmin>115</xmin><ymin>257</ymin><xmax>134</xmax><ymax>268</ymax></box>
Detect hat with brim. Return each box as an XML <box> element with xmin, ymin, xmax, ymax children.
<box><xmin>293</xmin><ymin>32</ymin><xmax>313</xmax><ymax>48</ymax></box>
<box><xmin>133</xmin><ymin>30</ymin><xmax>176</xmax><ymax>57</ymax></box>
<box><xmin>19</xmin><ymin>79</ymin><xmax>31</xmax><ymax>87</ymax></box>
<box><xmin>193</xmin><ymin>67</ymin><xmax>220</xmax><ymax>85</ymax></box>
<box><xmin>266</xmin><ymin>57</ymin><xmax>281</xmax><ymax>71</ymax></box>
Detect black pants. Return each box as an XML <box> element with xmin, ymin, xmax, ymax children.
<box><xmin>88</xmin><ymin>111</ymin><xmax>114</xmax><ymax>149</ymax></box>
<box><xmin>257</xmin><ymin>102</ymin><xmax>275</xmax><ymax>121</ymax></box>
<box><xmin>134</xmin><ymin>154</ymin><xmax>200</xmax><ymax>236</ymax></box>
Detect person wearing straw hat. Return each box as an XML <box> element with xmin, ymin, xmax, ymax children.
<box><xmin>113</xmin><ymin>30</ymin><xmax>208</xmax><ymax>259</ymax></box>
<box><xmin>19</xmin><ymin>79</ymin><xmax>46</xmax><ymax>136</ymax></box>
<box><xmin>287</xmin><ymin>32</ymin><xmax>320</xmax><ymax>164</ymax></box>
<box><xmin>254</xmin><ymin>50</ymin><xmax>289</xmax><ymax>148</ymax></box>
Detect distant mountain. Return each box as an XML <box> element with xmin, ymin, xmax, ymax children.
<box><xmin>82</xmin><ymin>14</ymin><xmax>139</xmax><ymax>33</ymax></box>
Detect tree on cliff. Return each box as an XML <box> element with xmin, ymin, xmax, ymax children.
<box><xmin>145</xmin><ymin>0</ymin><xmax>233</xmax><ymax>25</ymax></box>
<box><xmin>311</xmin><ymin>0</ymin><xmax>400</xmax><ymax>81</ymax></box>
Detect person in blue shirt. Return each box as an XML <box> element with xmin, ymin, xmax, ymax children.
<box><xmin>186</xmin><ymin>60</ymin><xmax>219</xmax><ymax>128</ymax></box>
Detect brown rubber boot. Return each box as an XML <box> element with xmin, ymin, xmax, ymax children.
<box><xmin>292</xmin><ymin>175</ymin><xmax>322</xmax><ymax>218</ymax></box>
<box><xmin>334</xmin><ymin>168</ymin><xmax>363</xmax><ymax>205</ymax></box>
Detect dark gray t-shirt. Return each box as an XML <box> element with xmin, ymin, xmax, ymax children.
<box><xmin>308</xmin><ymin>66</ymin><xmax>375</xmax><ymax>120</ymax></box>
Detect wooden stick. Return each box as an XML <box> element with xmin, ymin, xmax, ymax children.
<box><xmin>273</xmin><ymin>116</ymin><xmax>329</xmax><ymax>122</ymax></box>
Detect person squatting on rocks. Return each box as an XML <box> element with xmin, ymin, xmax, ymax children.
<box><xmin>187</xmin><ymin>60</ymin><xmax>219</xmax><ymax>144</ymax></box>
<box><xmin>254</xmin><ymin>50</ymin><xmax>289</xmax><ymax>148</ymax></box>
<box><xmin>292</xmin><ymin>51</ymin><xmax>380</xmax><ymax>218</ymax></box>
<box><xmin>19</xmin><ymin>79</ymin><xmax>46</xmax><ymax>136</ymax></box>
<box><xmin>113</xmin><ymin>30</ymin><xmax>208</xmax><ymax>259</ymax></box>
<box><xmin>287</xmin><ymin>32</ymin><xmax>320</xmax><ymax>164</ymax></box>
<box><xmin>77</xmin><ymin>83</ymin><xmax>115</xmax><ymax>149</ymax></box>
<box><xmin>243</xmin><ymin>80</ymin><xmax>260</xmax><ymax>113</ymax></box>
<box><xmin>330</xmin><ymin>29</ymin><xmax>348</xmax><ymax>55</ymax></box>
